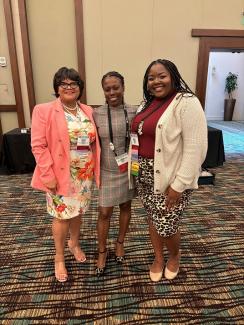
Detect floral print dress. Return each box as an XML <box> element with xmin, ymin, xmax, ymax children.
<box><xmin>46</xmin><ymin>107</ymin><xmax>95</xmax><ymax>219</ymax></box>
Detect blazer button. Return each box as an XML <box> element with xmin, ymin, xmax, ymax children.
<box><xmin>60</xmin><ymin>167</ymin><xmax>64</xmax><ymax>170</ymax></box>
<box><xmin>156</xmin><ymin>148</ymin><xmax>161</xmax><ymax>152</ymax></box>
<box><xmin>58</xmin><ymin>139</ymin><xmax>62</xmax><ymax>142</ymax></box>
<box><xmin>156</xmin><ymin>170</ymin><xmax>160</xmax><ymax>174</ymax></box>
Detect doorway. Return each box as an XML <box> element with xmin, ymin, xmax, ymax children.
<box><xmin>192</xmin><ymin>29</ymin><xmax>244</xmax><ymax>108</ymax></box>
<box><xmin>192</xmin><ymin>29</ymin><xmax>244</xmax><ymax>156</ymax></box>
<box><xmin>205</xmin><ymin>51</ymin><xmax>244</xmax><ymax>121</ymax></box>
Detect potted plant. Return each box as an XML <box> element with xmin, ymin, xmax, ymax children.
<box><xmin>224</xmin><ymin>72</ymin><xmax>238</xmax><ymax>121</ymax></box>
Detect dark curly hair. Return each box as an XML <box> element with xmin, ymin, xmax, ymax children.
<box><xmin>53</xmin><ymin>67</ymin><xmax>84</xmax><ymax>100</ymax></box>
<box><xmin>143</xmin><ymin>59</ymin><xmax>194</xmax><ymax>104</ymax></box>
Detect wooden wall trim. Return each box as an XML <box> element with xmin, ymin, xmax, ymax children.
<box><xmin>74</xmin><ymin>0</ymin><xmax>87</xmax><ymax>104</ymax></box>
<box><xmin>18</xmin><ymin>0</ymin><xmax>36</xmax><ymax>114</ymax></box>
<box><xmin>3</xmin><ymin>0</ymin><xmax>25</xmax><ymax>127</ymax></box>
<box><xmin>0</xmin><ymin>105</ymin><xmax>17</xmax><ymax>112</ymax></box>
<box><xmin>192</xmin><ymin>29</ymin><xmax>244</xmax><ymax>37</ymax></box>
<box><xmin>195</xmin><ymin>38</ymin><xmax>210</xmax><ymax>108</ymax></box>
<box><xmin>0</xmin><ymin>116</ymin><xmax>2</xmax><ymax>150</ymax></box>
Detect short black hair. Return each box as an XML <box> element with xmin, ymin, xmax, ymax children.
<box><xmin>101</xmin><ymin>71</ymin><xmax>125</xmax><ymax>88</ymax></box>
<box><xmin>53</xmin><ymin>67</ymin><xmax>84</xmax><ymax>99</ymax></box>
<box><xmin>143</xmin><ymin>59</ymin><xmax>194</xmax><ymax>103</ymax></box>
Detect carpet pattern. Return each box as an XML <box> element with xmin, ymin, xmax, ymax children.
<box><xmin>0</xmin><ymin>153</ymin><xmax>243</xmax><ymax>324</ymax></box>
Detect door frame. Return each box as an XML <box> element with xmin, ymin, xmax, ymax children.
<box><xmin>18</xmin><ymin>0</ymin><xmax>36</xmax><ymax>114</ymax></box>
<box><xmin>192</xmin><ymin>29</ymin><xmax>244</xmax><ymax>108</ymax></box>
<box><xmin>0</xmin><ymin>0</ymin><xmax>25</xmax><ymax>127</ymax></box>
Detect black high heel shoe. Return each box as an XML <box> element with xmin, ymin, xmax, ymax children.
<box><xmin>115</xmin><ymin>240</ymin><xmax>125</xmax><ymax>264</ymax></box>
<box><xmin>95</xmin><ymin>249</ymin><xmax>107</xmax><ymax>277</ymax></box>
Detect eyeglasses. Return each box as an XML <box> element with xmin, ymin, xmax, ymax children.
<box><xmin>60</xmin><ymin>82</ymin><xmax>79</xmax><ymax>89</ymax></box>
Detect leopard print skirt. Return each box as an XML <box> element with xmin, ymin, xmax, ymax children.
<box><xmin>136</xmin><ymin>157</ymin><xmax>192</xmax><ymax>237</ymax></box>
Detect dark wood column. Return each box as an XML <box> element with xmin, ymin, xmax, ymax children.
<box><xmin>1</xmin><ymin>0</ymin><xmax>25</xmax><ymax>127</ymax></box>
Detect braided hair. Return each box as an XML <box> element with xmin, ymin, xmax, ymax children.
<box><xmin>101</xmin><ymin>71</ymin><xmax>125</xmax><ymax>88</ymax></box>
<box><xmin>143</xmin><ymin>59</ymin><xmax>194</xmax><ymax>105</ymax></box>
<box><xmin>101</xmin><ymin>71</ymin><xmax>125</xmax><ymax>105</ymax></box>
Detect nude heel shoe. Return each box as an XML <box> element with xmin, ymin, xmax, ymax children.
<box><xmin>54</xmin><ymin>254</ymin><xmax>68</xmax><ymax>282</ymax></box>
<box><xmin>164</xmin><ymin>254</ymin><xmax>180</xmax><ymax>280</ymax></box>
<box><xmin>68</xmin><ymin>240</ymin><xmax>86</xmax><ymax>263</ymax></box>
<box><xmin>164</xmin><ymin>264</ymin><xmax>179</xmax><ymax>280</ymax></box>
<box><xmin>149</xmin><ymin>260</ymin><xmax>164</xmax><ymax>282</ymax></box>
<box><xmin>149</xmin><ymin>269</ymin><xmax>163</xmax><ymax>282</ymax></box>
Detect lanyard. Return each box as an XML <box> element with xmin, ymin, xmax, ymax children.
<box><xmin>107</xmin><ymin>104</ymin><xmax>129</xmax><ymax>156</ymax></box>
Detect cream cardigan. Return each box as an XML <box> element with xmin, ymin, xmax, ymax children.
<box><xmin>129</xmin><ymin>93</ymin><xmax>208</xmax><ymax>193</ymax></box>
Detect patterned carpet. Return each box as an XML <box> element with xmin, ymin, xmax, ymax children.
<box><xmin>0</xmin><ymin>153</ymin><xmax>243</xmax><ymax>324</ymax></box>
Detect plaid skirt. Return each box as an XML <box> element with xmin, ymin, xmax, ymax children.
<box><xmin>136</xmin><ymin>157</ymin><xmax>192</xmax><ymax>237</ymax></box>
<box><xmin>99</xmin><ymin>168</ymin><xmax>134</xmax><ymax>207</ymax></box>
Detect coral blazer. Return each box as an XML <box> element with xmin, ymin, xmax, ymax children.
<box><xmin>31</xmin><ymin>98</ymin><xmax>100</xmax><ymax>196</ymax></box>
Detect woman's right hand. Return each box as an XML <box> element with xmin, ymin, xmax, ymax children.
<box><xmin>43</xmin><ymin>179</ymin><xmax>57</xmax><ymax>194</ymax></box>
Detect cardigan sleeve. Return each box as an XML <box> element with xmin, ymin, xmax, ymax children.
<box><xmin>31</xmin><ymin>105</ymin><xmax>55</xmax><ymax>183</ymax></box>
<box><xmin>170</xmin><ymin>96</ymin><xmax>208</xmax><ymax>192</ymax></box>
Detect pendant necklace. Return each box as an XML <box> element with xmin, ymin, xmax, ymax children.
<box><xmin>137</xmin><ymin>100</ymin><xmax>165</xmax><ymax>135</ymax></box>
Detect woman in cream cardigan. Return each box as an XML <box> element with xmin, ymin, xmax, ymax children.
<box><xmin>130</xmin><ymin>59</ymin><xmax>207</xmax><ymax>282</ymax></box>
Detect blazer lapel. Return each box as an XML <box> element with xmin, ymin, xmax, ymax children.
<box><xmin>54</xmin><ymin>99</ymin><xmax>70</xmax><ymax>158</ymax></box>
<box><xmin>79</xmin><ymin>102</ymin><xmax>93</xmax><ymax>121</ymax></box>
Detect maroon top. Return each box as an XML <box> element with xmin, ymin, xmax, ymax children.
<box><xmin>131</xmin><ymin>93</ymin><xmax>176</xmax><ymax>158</ymax></box>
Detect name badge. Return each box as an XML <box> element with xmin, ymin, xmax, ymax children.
<box><xmin>115</xmin><ymin>153</ymin><xmax>128</xmax><ymax>173</ymax></box>
<box><xmin>77</xmin><ymin>135</ymin><xmax>90</xmax><ymax>152</ymax></box>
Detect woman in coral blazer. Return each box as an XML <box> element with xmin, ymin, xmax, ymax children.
<box><xmin>31</xmin><ymin>67</ymin><xmax>100</xmax><ymax>282</ymax></box>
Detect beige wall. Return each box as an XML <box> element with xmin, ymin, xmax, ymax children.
<box><xmin>1</xmin><ymin>0</ymin><xmax>244</xmax><ymax>132</ymax></box>
<box><xmin>26</xmin><ymin>0</ymin><xmax>78</xmax><ymax>104</ymax></box>
<box><xmin>83</xmin><ymin>0</ymin><xmax>244</xmax><ymax>105</ymax></box>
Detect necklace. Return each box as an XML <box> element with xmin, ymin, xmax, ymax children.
<box><xmin>136</xmin><ymin>100</ymin><xmax>165</xmax><ymax>135</ymax></box>
<box><xmin>62</xmin><ymin>102</ymin><xmax>78</xmax><ymax>111</ymax></box>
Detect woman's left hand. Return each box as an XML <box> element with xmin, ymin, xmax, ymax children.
<box><xmin>165</xmin><ymin>186</ymin><xmax>182</xmax><ymax>210</ymax></box>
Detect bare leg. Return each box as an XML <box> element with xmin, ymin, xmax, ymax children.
<box><xmin>96</xmin><ymin>206</ymin><xmax>113</xmax><ymax>268</ymax></box>
<box><xmin>148</xmin><ymin>219</ymin><xmax>164</xmax><ymax>273</ymax></box>
<box><xmin>116</xmin><ymin>200</ymin><xmax>131</xmax><ymax>257</ymax></box>
<box><xmin>165</xmin><ymin>230</ymin><xmax>181</xmax><ymax>272</ymax></box>
<box><xmin>68</xmin><ymin>215</ymin><xmax>86</xmax><ymax>262</ymax></box>
<box><xmin>52</xmin><ymin>218</ymin><xmax>70</xmax><ymax>281</ymax></box>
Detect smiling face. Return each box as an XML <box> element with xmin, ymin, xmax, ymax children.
<box><xmin>102</xmin><ymin>76</ymin><xmax>124</xmax><ymax>107</ymax></box>
<box><xmin>58</xmin><ymin>78</ymin><xmax>80</xmax><ymax>106</ymax></box>
<box><xmin>147</xmin><ymin>63</ymin><xmax>173</xmax><ymax>99</ymax></box>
